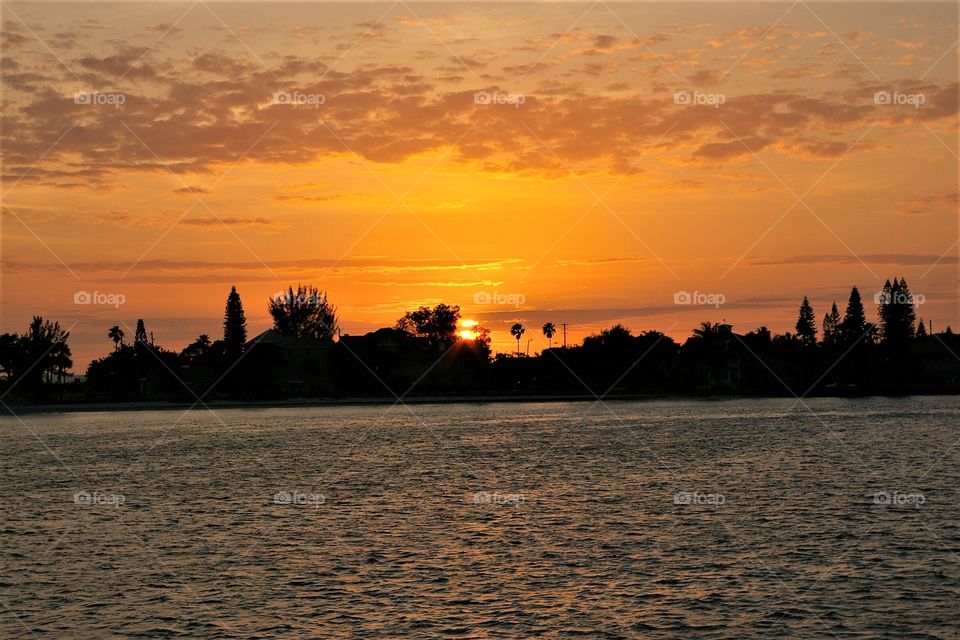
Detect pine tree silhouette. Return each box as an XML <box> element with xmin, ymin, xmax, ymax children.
<box><xmin>224</xmin><ymin>286</ymin><xmax>247</xmax><ymax>358</ymax></box>
<box><xmin>796</xmin><ymin>296</ymin><xmax>817</xmax><ymax>347</ymax></box>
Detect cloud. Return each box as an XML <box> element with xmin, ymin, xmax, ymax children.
<box><xmin>77</xmin><ymin>45</ymin><xmax>158</xmax><ymax>79</ymax></box>
<box><xmin>192</xmin><ymin>51</ymin><xmax>259</xmax><ymax>76</ymax></box>
<box><xmin>1</xmin><ymin>14</ymin><xmax>957</xmax><ymax>184</ymax></box>
<box><xmin>768</xmin><ymin>62</ymin><xmax>825</xmax><ymax>79</ymax></box>
<box><xmin>750</xmin><ymin>254</ymin><xmax>959</xmax><ymax>267</ymax></box>
<box><xmin>841</xmin><ymin>30</ymin><xmax>874</xmax><ymax>43</ymax></box>
<box><xmin>0</xmin><ymin>29</ymin><xmax>31</xmax><ymax>49</ymax></box>
<box><xmin>274</xmin><ymin>193</ymin><xmax>348</xmax><ymax>202</ymax></box>
<box><xmin>554</xmin><ymin>257</ymin><xmax>653</xmax><ymax>267</ymax></box>
<box><xmin>145</xmin><ymin>23</ymin><xmax>181</xmax><ymax>34</ymax></box>
<box><xmin>897</xmin><ymin>192</ymin><xmax>959</xmax><ymax>216</ymax></box>
<box><xmin>695</xmin><ymin>137</ymin><xmax>775</xmax><ymax>160</ymax></box>
<box><xmin>785</xmin><ymin>139</ymin><xmax>849</xmax><ymax>159</ymax></box>
<box><xmin>80</xmin><ymin>19</ymin><xmax>112</xmax><ymax>30</ymax></box>
<box><xmin>0</xmin><ymin>257</ymin><xmax>524</xmax><ymax>281</ymax></box>
<box><xmin>179</xmin><ymin>217</ymin><xmax>288</xmax><ymax>229</ymax></box>
<box><xmin>1</xmin><ymin>165</ymin><xmax>115</xmax><ymax>188</ymax></box>
<box><xmin>687</xmin><ymin>68</ymin><xmax>723</xmax><ymax>85</ymax></box>
<box><xmin>290</xmin><ymin>26</ymin><xmax>319</xmax><ymax>37</ymax></box>
<box><xmin>361</xmin><ymin>280</ymin><xmax>501</xmax><ymax>288</ymax></box>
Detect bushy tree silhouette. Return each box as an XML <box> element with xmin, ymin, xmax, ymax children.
<box><xmin>396</xmin><ymin>304</ymin><xmax>460</xmax><ymax>346</ymax></box>
<box><xmin>0</xmin><ymin>316</ymin><xmax>72</xmax><ymax>398</ymax></box>
<box><xmin>268</xmin><ymin>285</ymin><xmax>338</xmax><ymax>342</ymax></box>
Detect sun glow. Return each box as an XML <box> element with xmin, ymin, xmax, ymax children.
<box><xmin>458</xmin><ymin>319</ymin><xmax>479</xmax><ymax>340</ymax></box>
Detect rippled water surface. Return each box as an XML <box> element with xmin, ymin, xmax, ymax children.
<box><xmin>2</xmin><ymin>397</ymin><xmax>959</xmax><ymax>638</ymax></box>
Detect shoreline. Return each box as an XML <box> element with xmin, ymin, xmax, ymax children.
<box><xmin>2</xmin><ymin>391</ymin><xmax>950</xmax><ymax>415</ymax></box>
<box><xmin>3</xmin><ymin>394</ymin><xmax>666</xmax><ymax>415</ymax></box>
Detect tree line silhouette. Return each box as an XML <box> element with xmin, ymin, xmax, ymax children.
<box><xmin>0</xmin><ymin>278</ymin><xmax>956</xmax><ymax>404</ymax></box>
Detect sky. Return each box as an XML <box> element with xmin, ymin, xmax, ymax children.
<box><xmin>1</xmin><ymin>1</ymin><xmax>957</xmax><ymax>369</ymax></box>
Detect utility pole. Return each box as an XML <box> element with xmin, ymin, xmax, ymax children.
<box><xmin>526</xmin><ymin>338</ymin><xmax>532</xmax><ymax>356</ymax></box>
<box><xmin>562</xmin><ymin>323</ymin><xmax>567</xmax><ymax>349</ymax></box>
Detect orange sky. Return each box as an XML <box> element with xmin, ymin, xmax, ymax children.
<box><xmin>1</xmin><ymin>2</ymin><xmax>958</xmax><ymax>369</ymax></box>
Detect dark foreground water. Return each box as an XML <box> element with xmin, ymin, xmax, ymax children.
<box><xmin>1</xmin><ymin>397</ymin><xmax>958</xmax><ymax>638</ymax></box>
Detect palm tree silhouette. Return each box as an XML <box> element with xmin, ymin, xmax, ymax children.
<box><xmin>510</xmin><ymin>322</ymin><xmax>525</xmax><ymax>356</ymax></box>
<box><xmin>693</xmin><ymin>321</ymin><xmax>719</xmax><ymax>340</ymax></box>
<box><xmin>542</xmin><ymin>322</ymin><xmax>556</xmax><ymax>348</ymax></box>
<box><xmin>108</xmin><ymin>325</ymin><xmax>124</xmax><ymax>351</ymax></box>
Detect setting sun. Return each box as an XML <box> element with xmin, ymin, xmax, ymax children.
<box><xmin>458</xmin><ymin>319</ymin><xmax>479</xmax><ymax>341</ymax></box>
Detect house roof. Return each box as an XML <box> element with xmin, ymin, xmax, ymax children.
<box><xmin>340</xmin><ymin>327</ymin><xmax>433</xmax><ymax>350</ymax></box>
<box><xmin>246</xmin><ymin>329</ymin><xmax>329</xmax><ymax>349</ymax></box>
